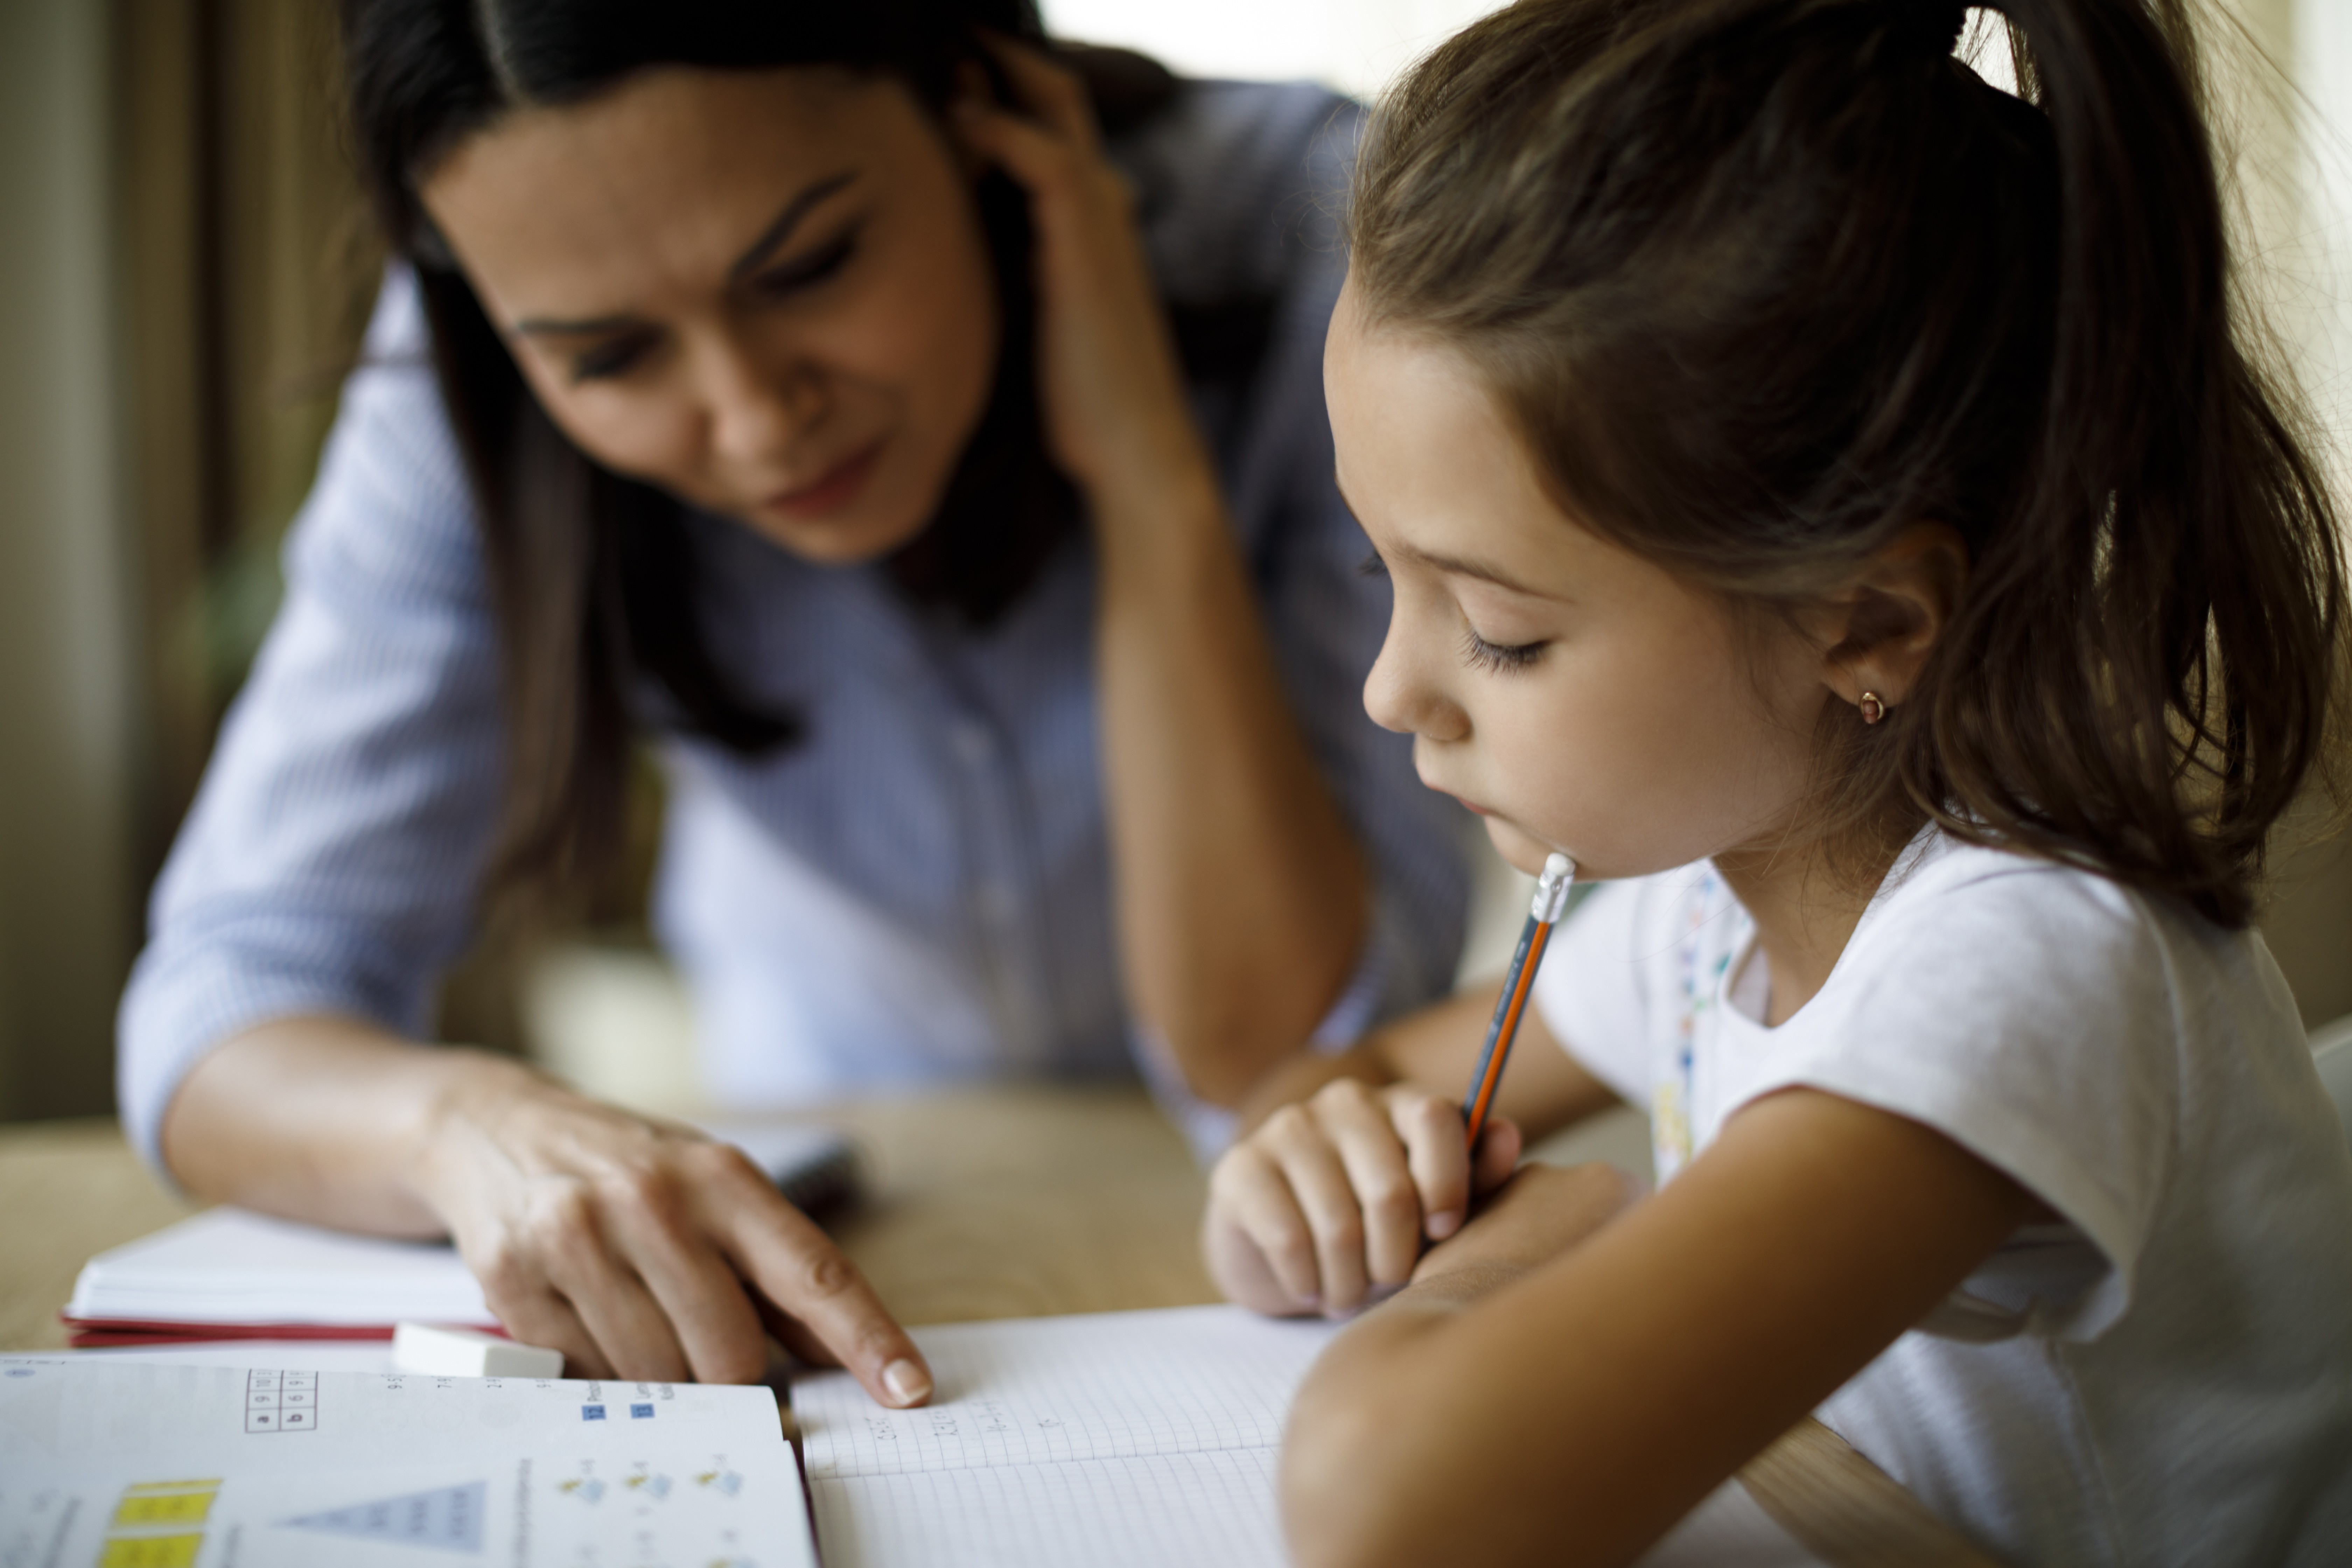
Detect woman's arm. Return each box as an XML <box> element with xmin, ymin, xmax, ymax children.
<box><xmin>163</xmin><ymin>1015</ymin><xmax>932</xmax><ymax>1404</ymax></box>
<box><xmin>956</xmin><ymin>45</ymin><xmax>1373</xmax><ymax>1108</ymax></box>
<box><xmin>1280</xmin><ymin>1088</ymin><xmax>2035</xmax><ymax>1568</ymax></box>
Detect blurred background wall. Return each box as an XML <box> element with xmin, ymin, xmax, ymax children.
<box><xmin>0</xmin><ymin>1</ymin><xmax>2344</xmax><ymax>1124</ymax></box>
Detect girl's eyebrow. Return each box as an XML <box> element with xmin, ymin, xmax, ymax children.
<box><xmin>511</xmin><ymin>170</ymin><xmax>861</xmax><ymax>338</ymax></box>
<box><xmin>1334</xmin><ymin>470</ymin><xmax>1550</xmax><ymax>596</ymax></box>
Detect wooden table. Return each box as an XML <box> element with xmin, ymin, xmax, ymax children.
<box><xmin>0</xmin><ymin>1090</ymin><xmax>1982</xmax><ymax>1562</ymax></box>
<box><xmin>0</xmin><ymin>1085</ymin><xmax>1217</xmax><ymax>1352</ymax></box>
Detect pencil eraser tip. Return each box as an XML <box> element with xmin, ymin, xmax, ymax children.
<box><xmin>392</xmin><ymin>1321</ymin><xmax>565</xmax><ymax>1380</ymax></box>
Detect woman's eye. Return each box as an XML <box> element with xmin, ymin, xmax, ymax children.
<box><xmin>1461</xmin><ymin>626</ymin><xmax>1547</xmax><ymax>673</ymax></box>
<box><xmin>569</xmin><ymin>334</ymin><xmax>656</xmax><ymax>384</ymax></box>
<box><xmin>751</xmin><ymin>231</ymin><xmax>859</xmax><ymax>299</ymax></box>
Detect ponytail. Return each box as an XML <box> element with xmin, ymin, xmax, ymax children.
<box><xmin>1352</xmin><ymin>0</ymin><xmax>2346</xmax><ymax>925</ymax></box>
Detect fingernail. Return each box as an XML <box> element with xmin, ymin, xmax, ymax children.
<box><xmin>1427</xmin><ymin>1210</ymin><xmax>1461</xmax><ymax>1240</ymax></box>
<box><xmin>883</xmin><ymin>1358</ymin><xmax>931</xmax><ymax>1406</ymax></box>
<box><xmin>1292</xmin><ymin>1292</ymin><xmax>1320</xmax><ymax>1311</ymax></box>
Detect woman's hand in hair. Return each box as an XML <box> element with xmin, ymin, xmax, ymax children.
<box><xmin>411</xmin><ymin>1058</ymin><xmax>931</xmax><ymax>1401</ymax></box>
<box><xmin>952</xmin><ymin>36</ymin><xmax>1216</xmax><ymax>518</ymax></box>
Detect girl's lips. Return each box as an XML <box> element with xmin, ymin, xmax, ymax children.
<box><xmin>1451</xmin><ymin>794</ymin><xmax>1493</xmax><ymax>817</ymax></box>
<box><xmin>759</xmin><ymin>441</ymin><xmax>883</xmax><ymax>522</ymax></box>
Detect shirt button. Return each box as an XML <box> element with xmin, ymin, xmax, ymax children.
<box><xmin>952</xmin><ymin>722</ymin><xmax>993</xmax><ymax>766</ymax></box>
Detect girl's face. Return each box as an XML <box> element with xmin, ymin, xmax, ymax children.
<box><xmin>421</xmin><ymin>66</ymin><xmax>998</xmax><ymax>565</ymax></box>
<box><xmin>1324</xmin><ymin>277</ymin><xmax>1830</xmax><ymax>880</ymax></box>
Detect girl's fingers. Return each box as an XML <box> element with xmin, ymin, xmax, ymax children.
<box><xmin>1473</xmin><ymin>1117</ymin><xmax>1526</xmax><ymax>1192</ymax></box>
<box><xmin>1263</xmin><ymin>1115</ymin><xmax>1373</xmax><ymax>1314</ymax></box>
<box><xmin>719</xmin><ymin>1197</ymin><xmax>933</xmax><ymax>1409</ymax></box>
<box><xmin>1209</xmin><ymin>1144</ymin><xmax>1326</xmax><ymax>1308</ymax></box>
<box><xmin>1388</xmin><ymin>1089</ymin><xmax>1476</xmax><ymax>1242</ymax></box>
<box><xmin>1319</xmin><ymin>1091</ymin><xmax>1427</xmax><ymax>1287</ymax></box>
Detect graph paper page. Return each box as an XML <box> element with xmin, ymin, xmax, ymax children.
<box><xmin>794</xmin><ymin>1306</ymin><xmax>1339</xmax><ymax>1479</ymax></box>
<box><xmin>791</xmin><ymin>1306</ymin><xmax>1338</xmax><ymax>1568</ymax></box>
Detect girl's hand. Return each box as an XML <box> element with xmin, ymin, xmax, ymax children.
<box><xmin>1203</xmin><ymin>1077</ymin><xmax>1525</xmax><ymax>1317</ymax></box>
<box><xmin>1407</xmin><ymin>1161</ymin><xmax>1643</xmax><ymax>1298</ymax></box>
<box><xmin>412</xmin><ymin>1062</ymin><xmax>931</xmax><ymax>1404</ymax></box>
<box><xmin>951</xmin><ymin>37</ymin><xmax>1214</xmax><ymax>514</ymax></box>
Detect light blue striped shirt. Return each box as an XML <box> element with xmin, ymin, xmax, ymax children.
<box><xmin>118</xmin><ymin>80</ymin><xmax>1468</xmax><ymax>1169</ymax></box>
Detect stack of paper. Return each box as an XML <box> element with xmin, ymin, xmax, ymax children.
<box><xmin>66</xmin><ymin>1210</ymin><xmax>494</xmax><ymax>1343</ymax></box>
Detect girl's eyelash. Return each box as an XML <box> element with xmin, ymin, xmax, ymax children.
<box><xmin>1461</xmin><ymin>626</ymin><xmax>1547</xmax><ymax>673</ymax></box>
<box><xmin>1356</xmin><ymin>552</ymin><xmax>1390</xmax><ymax>579</ymax></box>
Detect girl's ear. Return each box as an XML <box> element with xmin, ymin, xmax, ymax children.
<box><xmin>1812</xmin><ymin>522</ymin><xmax>1968</xmax><ymax>713</ymax></box>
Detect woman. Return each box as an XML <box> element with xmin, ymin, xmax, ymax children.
<box><xmin>117</xmin><ymin>0</ymin><xmax>1465</xmax><ymax>1402</ymax></box>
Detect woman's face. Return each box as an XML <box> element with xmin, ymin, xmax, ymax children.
<box><xmin>421</xmin><ymin>66</ymin><xmax>999</xmax><ymax>564</ymax></box>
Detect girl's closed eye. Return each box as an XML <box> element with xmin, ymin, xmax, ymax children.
<box><xmin>1461</xmin><ymin>625</ymin><xmax>1546</xmax><ymax>673</ymax></box>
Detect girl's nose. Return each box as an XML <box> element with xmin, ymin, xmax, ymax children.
<box><xmin>1363</xmin><ymin>622</ymin><xmax>1467</xmax><ymax>742</ymax></box>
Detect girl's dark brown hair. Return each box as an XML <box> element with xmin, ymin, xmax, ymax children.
<box><xmin>340</xmin><ymin>0</ymin><xmax>1174</xmax><ymax>904</ymax></box>
<box><xmin>1352</xmin><ymin>0</ymin><xmax>2348</xmax><ymax>925</ymax></box>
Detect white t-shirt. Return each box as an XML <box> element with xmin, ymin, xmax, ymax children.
<box><xmin>1534</xmin><ymin>830</ymin><xmax>2352</xmax><ymax>1567</ymax></box>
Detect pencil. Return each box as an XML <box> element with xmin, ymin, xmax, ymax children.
<box><xmin>1461</xmin><ymin>852</ymin><xmax>1577</xmax><ymax>1150</ymax></box>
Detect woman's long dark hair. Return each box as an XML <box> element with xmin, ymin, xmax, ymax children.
<box><xmin>1352</xmin><ymin>0</ymin><xmax>2346</xmax><ymax>926</ymax></box>
<box><xmin>341</xmin><ymin>0</ymin><xmax>1166</xmax><ymax>903</ymax></box>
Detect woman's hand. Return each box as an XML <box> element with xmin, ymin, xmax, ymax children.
<box><xmin>161</xmin><ymin>1020</ymin><xmax>931</xmax><ymax>1404</ymax></box>
<box><xmin>1203</xmin><ymin>1077</ymin><xmax>1526</xmax><ymax>1317</ymax></box>
<box><xmin>950</xmin><ymin>36</ymin><xmax>1213</xmax><ymax>514</ymax></box>
<box><xmin>411</xmin><ymin>1060</ymin><xmax>931</xmax><ymax>1400</ymax></box>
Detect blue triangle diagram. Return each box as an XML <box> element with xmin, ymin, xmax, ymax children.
<box><xmin>280</xmin><ymin>1481</ymin><xmax>486</xmax><ymax>1553</ymax></box>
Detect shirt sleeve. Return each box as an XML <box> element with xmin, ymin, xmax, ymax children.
<box><xmin>1530</xmin><ymin>879</ymin><xmax>1654</xmax><ymax>1108</ymax></box>
<box><xmin>1758</xmin><ymin>860</ymin><xmax>2181</xmax><ymax>1341</ymax></box>
<box><xmin>116</xmin><ymin>267</ymin><xmax>507</xmax><ymax>1179</ymax></box>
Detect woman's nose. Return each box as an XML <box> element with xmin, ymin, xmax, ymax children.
<box><xmin>699</xmin><ymin>334</ymin><xmax>821</xmax><ymax>467</ymax></box>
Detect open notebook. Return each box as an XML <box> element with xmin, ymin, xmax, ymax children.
<box><xmin>792</xmin><ymin>1305</ymin><xmax>1340</xmax><ymax>1568</ymax></box>
<box><xmin>791</xmin><ymin>1305</ymin><xmax>1828</xmax><ymax>1568</ymax></box>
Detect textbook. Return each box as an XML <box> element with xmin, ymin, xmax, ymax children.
<box><xmin>65</xmin><ymin>1124</ymin><xmax>859</xmax><ymax>1346</ymax></box>
<box><xmin>792</xmin><ymin>1304</ymin><xmax>1342</xmax><ymax>1568</ymax></box>
<box><xmin>0</xmin><ymin>1356</ymin><xmax>814</xmax><ymax>1567</ymax></box>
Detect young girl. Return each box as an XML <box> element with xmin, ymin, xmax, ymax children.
<box><xmin>1203</xmin><ymin>0</ymin><xmax>2352</xmax><ymax>1562</ymax></box>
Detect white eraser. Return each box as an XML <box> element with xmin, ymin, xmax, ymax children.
<box><xmin>392</xmin><ymin>1322</ymin><xmax>565</xmax><ymax>1380</ymax></box>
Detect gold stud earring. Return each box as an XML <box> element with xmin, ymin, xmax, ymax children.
<box><xmin>1859</xmin><ymin>691</ymin><xmax>1886</xmax><ymax>725</ymax></box>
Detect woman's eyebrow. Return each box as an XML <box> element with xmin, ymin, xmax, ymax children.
<box><xmin>510</xmin><ymin>170</ymin><xmax>863</xmax><ymax>339</ymax></box>
<box><xmin>728</xmin><ymin>170</ymin><xmax>859</xmax><ymax>282</ymax></box>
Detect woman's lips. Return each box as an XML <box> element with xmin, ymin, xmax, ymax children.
<box><xmin>758</xmin><ymin>440</ymin><xmax>883</xmax><ymax>522</ymax></box>
<box><xmin>1450</xmin><ymin>794</ymin><xmax>1493</xmax><ymax>817</ymax></box>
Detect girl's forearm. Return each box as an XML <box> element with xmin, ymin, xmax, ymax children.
<box><xmin>159</xmin><ymin>1014</ymin><xmax>541</xmax><ymax>1237</ymax></box>
<box><xmin>1092</xmin><ymin>471</ymin><xmax>1371</xmax><ymax>1108</ymax></box>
